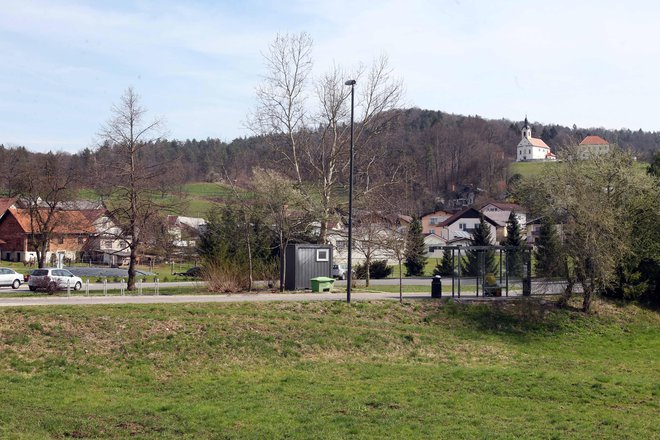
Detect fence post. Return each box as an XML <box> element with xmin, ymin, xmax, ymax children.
<box><xmin>120</xmin><ymin>278</ymin><xmax>125</xmax><ymax>296</ymax></box>
<box><xmin>103</xmin><ymin>278</ymin><xmax>107</xmax><ymax>296</ymax></box>
<box><xmin>155</xmin><ymin>278</ymin><xmax>159</xmax><ymax>295</ymax></box>
<box><xmin>85</xmin><ymin>279</ymin><xmax>89</xmax><ymax>296</ymax></box>
<box><xmin>67</xmin><ymin>279</ymin><xmax>71</xmax><ymax>296</ymax></box>
<box><xmin>138</xmin><ymin>279</ymin><xmax>143</xmax><ymax>296</ymax></box>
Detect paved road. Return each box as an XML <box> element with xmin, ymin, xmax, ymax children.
<box><xmin>0</xmin><ymin>290</ymin><xmax>550</xmax><ymax>307</ymax></box>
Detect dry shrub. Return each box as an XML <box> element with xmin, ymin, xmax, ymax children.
<box><xmin>204</xmin><ymin>262</ymin><xmax>250</xmax><ymax>293</ymax></box>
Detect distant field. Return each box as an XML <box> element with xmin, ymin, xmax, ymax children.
<box><xmin>75</xmin><ymin>182</ymin><xmax>251</xmax><ymax>217</ymax></box>
<box><xmin>510</xmin><ymin>159</ymin><xmax>649</xmax><ymax>179</ymax></box>
<box><xmin>0</xmin><ymin>298</ymin><xmax>657</xmax><ymax>439</ymax></box>
<box><xmin>509</xmin><ymin>161</ymin><xmax>558</xmax><ymax>177</ymax></box>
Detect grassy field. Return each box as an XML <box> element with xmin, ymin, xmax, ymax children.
<box><xmin>76</xmin><ymin>182</ymin><xmax>248</xmax><ymax>218</ymax></box>
<box><xmin>0</xmin><ymin>298</ymin><xmax>657</xmax><ymax>439</ymax></box>
<box><xmin>509</xmin><ymin>161</ymin><xmax>558</xmax><ymax>177</ymax></box>
<box><xmin>510</xmin><ymin>159</ymin><xmax>649</xmax><ymax>179</ymax></box>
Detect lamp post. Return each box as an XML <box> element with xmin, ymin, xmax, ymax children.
<box><xmin>345</xmin><ymin>79</ymin><xmax>356</xmax><ymax>303</ymax></box>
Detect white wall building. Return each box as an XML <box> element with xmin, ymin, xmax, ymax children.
<box><xmin>516</xmin><ymin>117</ymin><xmax>556</xmax><ymax>162</ymax></box>
<box><xmin>576</xmin><ymin>135</ymin><xmax>611</xmax><ymax>159</ymax></box>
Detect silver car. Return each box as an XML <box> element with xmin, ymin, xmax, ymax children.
<box><xmin>0</xmin><ymin>267</ymin><xmax>24</xmax><ymax>289</ymax></box>
<box><xmin>332</xmin><ymin>264</ymin><xmax>348</xmax><ymax>280</ymax></box>
<box><xmin>28</xmin><ymin>268</ymin><xmax>83</xmax><ymax>292</ymax></box>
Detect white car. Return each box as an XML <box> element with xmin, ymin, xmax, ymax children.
<box><xmin>0</xmin><ymin>267</ymin><xmax>24</xmax><ymax>289</ymax></box>
<box><xmin>332</xmin><ymin>264</ymin><xmax>348</xmax><ymax>280</ymax></box>
<box><xmin>28</xmin><ymin>268</ymin><xmax>83</xmax><ymax>292</ymax></box>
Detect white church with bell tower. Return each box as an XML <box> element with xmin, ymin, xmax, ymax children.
<box><xmin>516</xmin><ymin>116</ymin><xmax>556</xmax><ymax>162</ymax></box>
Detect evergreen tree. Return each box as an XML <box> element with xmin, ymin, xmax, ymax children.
<box><xmin>534</xmin><ymin>218</ymin><xmax>565</xmax><ymax>278</ymax></box>
<box><xmin>433</xmin><ymin>247</ymin><xmax>455</xmax><ymax>276</ymax></box>
<box><xmin>504</xmin><ymin>211</ymin><xmax>525</xmax><ymax>277</ymax></box>
<box><xmin>404</xmin><ymin>217</ymin><xmax>427</xmax><ymax>276</ymax></box>
<box><xmin>463</xmin><ymin>215</ymin><xmax>497</xmax><ymax>276</ymax></box>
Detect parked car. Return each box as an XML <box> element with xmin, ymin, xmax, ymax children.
<box><xmin>28</xmin><ymin>268</ymin><xmax>83</xmax><ymax>292</ymax></box>
<box><xmin>174</xmin><ymin>266</ymin><xmax>203</xmax><ymax>278</ymax></box>
<box><xmin>332</xmin><ymin>264</ymin><xmax>348</xmax><ymax>280</ymax></box>
<box><xmin>0</xmin><ymin>267</ymin><xmax>24</xmax><ymax>289</ymax></box>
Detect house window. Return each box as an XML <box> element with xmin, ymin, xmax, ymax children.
<box><xmin>429</xmin><ymin>229</ymin><xmax>434</xmax><ymax>234</ymax></box>
<box><xmin>316</xmin><ymin>249</ymin><xmax>329</xmax><ymax>262</ymax></box>
<box><xmin>429</xmin><ymin>217</ymin><xmax>439</xmax><ymax>225</ymax></box>
<box><xmin>103</xmin><ymin>240</ymin><xmax>114</xmax><ymax>249</ymax></box>
<box><xmin>57</xmin><ymin>236</ymin><xmax>64</xmax><ymax>244</ymax></box>
<box><xmin>335</xmin><ymin>240</ymin><xmax>347</xmax><ymax>251</ymax></box>
<box><xmin>459</xmin><ymin>223</ymin><xmax>467</xmax><ymax>230</ymax></box>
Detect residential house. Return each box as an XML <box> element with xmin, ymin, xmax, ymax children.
<box><xmin>84</xmin><ymin>211</ymin><xmax>132</xmax><ymax>266</ymax></box>
<box><xmin>167</xmin><ymin>215</ymin><xmax>207</xmax><ymax>255</ymax></box>
<box><xmin>516</xmin><ymin>117</ymin><xmax>556</xmax><ymax>162</ymax></box>
<box><xmin>525</xmin><ymin>217</ymin><xmax>565</xmax><ymax>245</ymax></box>
<box><xmin>0</xmin><ymin>207</ymin><xmax>95</xmax><ymax>263</ymax></box>
<box><xmin>421</xmin><ymin>209</ymin><xmax>452</xmax><ymax>235</ymax></box>
<box><xmin>480</xmin><ymin>202</ymin><xmax>527</xmax><ymax>231</ymax></box>
<box><xmin>328</xmin><ymin>211</ymin><xmax>411</xmax><ymax>265</ymax></box>
<box><xmin>436</xmin><ymin>207</ymin><xmax>499</xmax><ymax>245</ymax></box>
<box><xmin>442</xmin><ymin>184</ymin><xmax>483</xmax><ymax>210</ymax></box>
<box><xmin>576</xmin><ymin>135</ymin><xmax>611</xmax><ymax>159</ymax></box>
<box><xmin>424</xmin><ymin>232</ymin><xmax>447</xmax><ymax>259</ymax></box>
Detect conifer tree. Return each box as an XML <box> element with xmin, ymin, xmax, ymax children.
<box><xmin>463</xmin><ymin>215</ymin><xmax>497</xmax><ymax>276</ymax></box>
<box><xmin>404</xmin><ymin>217</ymin><xmax>427</xmax><ymax>276</ymax></box>
<box><xmin>534</xmin><ymin>218</ymin><xmax>565</xmax><ymax>278</ymax></box>
<box><xmin>504</xmin><ymin>211</ymin><xmax>525</xmax><ymax>277</ymax></box>
<box><xmin>433</xmin><ymin>247</ymin><xmax>455</xmax><ymax>276</ymax></box>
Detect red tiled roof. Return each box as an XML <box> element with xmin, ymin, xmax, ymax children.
<box><xmin>529</xmin><ymin>137</ymin><xmax>550</xmax><ymax>149</ymax></box>
<box><xmin>80</xmin><ymin>208</ymin><xmax>107</xmax><ymax>223</ymax></box>
<box><xmin>10</xmin><ymin>208</ymin><xmax>96</xmax><ymax>234</ymax></box>
<box><xmin>579</xmin><ymin>135</ymin><xmax>608</xmax><ymax>145</ymax></box>
<box><xmin>0</xmin><ymin>197</ymin><xmax>17</xmax><ymax>218</ymax></box>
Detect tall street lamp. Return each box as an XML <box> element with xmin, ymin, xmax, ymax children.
<box><xmin>345</xmin><ymin>79</ymin><xmax>356</xmax><ymax>304</ymax></box>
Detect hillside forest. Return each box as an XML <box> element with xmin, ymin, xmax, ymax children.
<box><xmin>1</xmin><ymin>108</ymin><xmax>659</xmax><ymax>216</ymax></box>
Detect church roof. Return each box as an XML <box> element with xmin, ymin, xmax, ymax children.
<box><xmin>579</xmin><ymin>135</ymin><xmax>608</xmax><ymax>145</ymax></box>
<box><xmin>529</xmin><ymin>137</ymin><xmax>550</xmax><ymax>148</ymax></box>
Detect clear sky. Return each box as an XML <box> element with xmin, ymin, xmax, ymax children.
<box><xmin>1</xmin><ymin>0</ymin><xmax>659</xmax><ymax>153</ymax></box>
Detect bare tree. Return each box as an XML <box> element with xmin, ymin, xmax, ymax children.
<box><xmin>97</xmin><ymin>87</ymin><xmax>179</xmax><ymax>290</ymax></box>
<box><xmin>250</xmin><ymin>32</ymin><xmax>313</xmax><ymax>184</ymax></box>
<box><xmin>13</xmin><ymin>152</ymin><xmax>79</xmax><ymax>267</ymax></box>
<box><xmin>250</xmin><ymin>33</ymin><xmax>404</xmax><ymax>244</ymax></box>
<box><xmin>251</xmin><ymin>167</ymin><xmax>313</xmax><ymax>291</ymax></box>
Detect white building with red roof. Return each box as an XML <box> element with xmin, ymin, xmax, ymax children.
<box><xmin>516</xmin><ymin>117</ymin><xmax>556</xmax><ymax>162</ymax></box>
<box><xmin>577</xmin><ymin>135</ymin><xmax>610</xmax><ymax>159</ymax></box>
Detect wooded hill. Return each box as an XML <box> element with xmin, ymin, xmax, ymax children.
<box><xmin>2</xmin><ymin>109</ymin><xmax>658</xmax><ymax>215</ymax></box>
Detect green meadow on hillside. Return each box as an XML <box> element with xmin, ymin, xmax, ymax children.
<box><xmin>0</xmin><ymin>298</ymin><xmax>657</xmax><ymax>439</ymax></box>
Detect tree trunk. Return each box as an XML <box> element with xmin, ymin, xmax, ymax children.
<box><xmin>279</xmin><ymin>230</ymin><xmax>285</xmax><ymax>292</ymax></box>
<box><xmin>582</xmin><ymin>283</ymin><xmax>593</xmax><ymax>313</ymax></box>
<box><xmin>127</xmin><ymin>245</ymin><xmax>137</xmax><ymax>291</ymax></box>
<box><xmin>399</xmin><ymin>260</ymin><xmax>403</xmax><ymax>303</ymax></box>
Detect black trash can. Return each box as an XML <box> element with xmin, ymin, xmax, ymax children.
<box><xmin>431</xmin><ymin>275</ymin><xmax>442</xmax><ymax>298</ymax></box>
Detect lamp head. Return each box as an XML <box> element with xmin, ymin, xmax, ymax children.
<box><xmin>344</xmin><ymin>79</ymin><xmax>356</xmax><ymax>86</ymax></box>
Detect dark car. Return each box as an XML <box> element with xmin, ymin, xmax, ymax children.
<box><xmin>174</xmin><ymin>267</ymin><xmax>203</xmax><ymax>278</ymax></box>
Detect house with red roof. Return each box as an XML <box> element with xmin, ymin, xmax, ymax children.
<box><xmin>516</xmin><ymin>117</ymin><xmax>556</xmax><ymax>162</ymax></box>
<box><xmin>0</xmin><ymin>207</ymin><xmax>96</xmax><ymax>263</ymax></box>
<box><xmin>577</xmin><ymin>135</ymin><xmax>610</xmax><ymax>159</ymax></box>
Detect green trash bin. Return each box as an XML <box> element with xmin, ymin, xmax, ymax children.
<box><xmin>310</xmin><ymin>276</ymin><xmax>335</xmax><ymax>292</ymax></box>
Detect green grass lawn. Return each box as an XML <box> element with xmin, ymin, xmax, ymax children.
<box><xmin>509</xmin><ymin>161</ymin><xmax>558</xmax><ymax>178</ymax></box>
<box><xmin>0</xmin><ymin>298</ymin><xmax>657</xmax><ymax>439</ymax></box>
